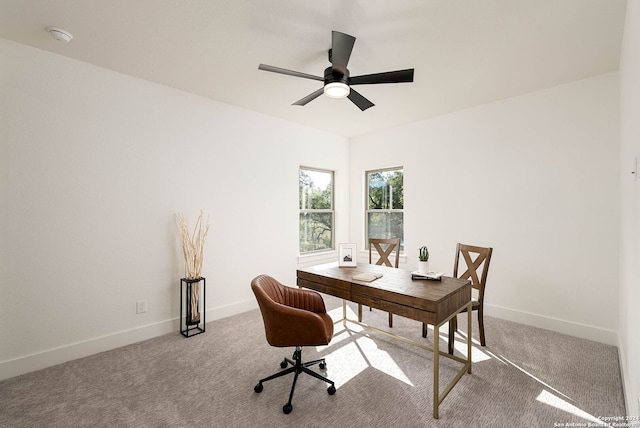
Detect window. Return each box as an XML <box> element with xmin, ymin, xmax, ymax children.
<box><xmin>366</xmin><ymin>167</ymin><xmax>404</xmax><ymax>251</ymax></box>
<box><xmin>299</xmin><ymin>167</ymin><xmax>334</xmax><ymax>254</ymax></box>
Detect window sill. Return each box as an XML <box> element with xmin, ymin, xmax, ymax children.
<box><xmin>297</xmin><ymin>250</ymin><xmax>407</xmax><ymax>267</ymax></box>
<box><xmin>297</xmin><ymin>250</ymin><xmax>338</xmax><ymax>266</ymax></box>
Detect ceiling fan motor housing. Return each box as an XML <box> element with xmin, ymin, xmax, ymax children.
<box><xmin>324</xmin><ymin>66</ymin><xmax>349</xmax><ymax>85</ymax></box>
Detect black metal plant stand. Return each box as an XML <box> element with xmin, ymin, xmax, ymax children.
<box><xmin>180</xmin><ymin>277</ymin><xmax>206</xmax><ymax>337</ymax></box>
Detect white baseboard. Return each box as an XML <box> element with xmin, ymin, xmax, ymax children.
<box><xmin>617</xmin><ymin>337</ymin><xmax>631</xmax><ymax>415</ymax></box>
<box><xmin>208</xmin><ymin>298</ymin><xmax>257</xmax><ymax>321</ymax></box>
<box><xmin>0</xmin><ymin>299</ymin><xmax>257</xmax><ymax>382</ymax></box>
<box><xmin>485</xmin><ymin>303</ymin><xmax>618</xmax><ymax>346</ymax></box>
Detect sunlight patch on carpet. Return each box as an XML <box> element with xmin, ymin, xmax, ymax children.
<box><xmin>536</xmin><ymin>390</ymin><xmax>604</xmax><ymax>425</ymax></box>
<box><xmin>320</xmin><ymin>332</ymin><xmax>414</xmax><ymax>388</ymax></box>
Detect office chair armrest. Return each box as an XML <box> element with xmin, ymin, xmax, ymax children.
<box><xmin>283</xmin><ymin>286</ymin><xmax>327</xmax><ymax>313</ymax></box>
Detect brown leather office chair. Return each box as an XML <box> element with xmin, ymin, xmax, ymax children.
<box><xmin>251</xmin><ymin>275</ymin><xmax>336</xmax><ymax>414</ymax></box>
<box><xmin>358</xmin><ymin>238</ymin><xmax>400</xmax><ymax>327</ymax></box>
<box><xmin>422</xmin><ymin>243</ymin><xmax>493</xmax><ymax>354</ymax></box>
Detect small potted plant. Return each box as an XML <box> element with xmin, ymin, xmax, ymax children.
<box><xmin>418</xmin><ymin>246</ymin><xmax>430</xmax><ymax>274</ymax></box>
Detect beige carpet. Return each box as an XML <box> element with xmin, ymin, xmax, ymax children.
<box><xmin>0</xmin><ymin>295</ymin><xmax>625</xmax><ymax>427</ymax></box>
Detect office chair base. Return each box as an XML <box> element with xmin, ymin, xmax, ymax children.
<box><xmin>254</xmin><ymin>347</ymin><xmax>335</xmax><ymax>414</ymax></box>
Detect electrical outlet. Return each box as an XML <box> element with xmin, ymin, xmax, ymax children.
<box><xmin>136</xmin><ymin>300</ymin><xmax>147</xmax><ymax>314</ymax></box>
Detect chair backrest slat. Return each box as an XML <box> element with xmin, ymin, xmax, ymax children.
<box><xmin>369</xmin><ymin>238</ymin><xmax>401</xmax><ymax>268</ymax></box>
<box><xmin>453</xmin><ymin>243</ymin><xmax>493</xmax><ymax>302</ymax></box>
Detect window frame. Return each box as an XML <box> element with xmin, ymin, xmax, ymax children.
<box><xmin>365</xmin><ymin>166</ymin><xmax>404</xmax><ymax>252</ymax></box>
<box><xmin>299</xmin><ymin>166</ymin><xmax>335</xmax><ymax>255</ymax></box>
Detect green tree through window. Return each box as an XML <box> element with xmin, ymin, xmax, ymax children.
<box><xmin>299</xmin><ymin>168</ymin><xmax>334</xmax><ymax>253</ymax></box>
<box><xmin>366</xmin><ymin>168</ymin><xmax>404</xmax><ymax>251</ymax></box>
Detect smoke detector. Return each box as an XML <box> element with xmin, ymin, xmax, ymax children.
<box><xmin>46</xmin><ymin>27</ymin><xmax>73</xmax><ymax>43</ymax></box>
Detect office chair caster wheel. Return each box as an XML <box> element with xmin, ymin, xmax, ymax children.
<box><xmin>254</xmin><ymin>383</ymin><xmax>263</xmax><ymax>393</ymax></box>
<box><xmin>283</xmin><ymin>403</ymin><xmax>293</xmax><ymax>414</ymax></box>
<box><xmin>327</xmin><ymin>385</ymin><xmax>336</xmax><ymax>395</ymax></box>
<box><xmin>319</xmin><ymin>362</ymin><xmax>326</xmax><ymax>370</ymax></box>
<box><xmin>280</xmin><ymin>359</ymin><xmax>288</xmax><ymax>369</ymax></box>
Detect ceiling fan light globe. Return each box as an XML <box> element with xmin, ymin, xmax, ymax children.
<box><xmin>324</xmin><ymin>82</ymin><xmax>350</xmax><ymax>99</ymax></box>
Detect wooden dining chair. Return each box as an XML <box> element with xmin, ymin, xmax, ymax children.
<box><xmin>358</xmin><ymin>238</ymin><xmax>400</xmax><ymax>328</ymax></box>
<box><xmin>424</xmin><ymin>243</ymin><xmax>493</xmax><ymax>354</ymax></box>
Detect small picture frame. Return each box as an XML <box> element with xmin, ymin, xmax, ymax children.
<box><xmin>338</xmin><ymin>243</ymin><xmax>357</xmax><ymax>267</ymax></box>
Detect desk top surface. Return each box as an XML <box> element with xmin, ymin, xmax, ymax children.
<box><xmin>297</xmin><ymin>262</ymin><xmax>469</xmax><ymax>304</ymax></box>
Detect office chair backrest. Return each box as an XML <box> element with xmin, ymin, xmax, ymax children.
<box><xmin>251</xmin><ymin>275</ymin><xmax>332</xmax><ymax>347</ymax></box>
<box><xmin>453</xmin><ymin>243</ymin><xmax>493</xmax><ymax>301</ymax></box>
<box><xmin>369</xmin><ymin>238</ymin><xmax>401</xmax><ymax>268</ymax></box>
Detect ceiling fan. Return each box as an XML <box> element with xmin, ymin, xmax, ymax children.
<box><xmin>258</xmin><ymin>31</ymin><xmax>414</xmax><ymax>111</ymax></box>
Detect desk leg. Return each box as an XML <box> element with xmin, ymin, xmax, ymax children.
<box><xmin>433</xmin><ymin>322</ymin><xmax>440</xmax><ymax>419</ymax></box>
<box><xmin>467</xmin><ymin>301</ymin><xmax>472</xmax><ymax>374</ymax></box>
<box><xmin>342</xmin><ymin>299</ymin><xmax>347</xmax><ymax>327</ymax></box>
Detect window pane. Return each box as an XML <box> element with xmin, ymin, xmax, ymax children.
<box><xmin>300</xmin><ymin>169</ymin><xmax>333</xmax><ymax>210</ymax></box>
<box><xmin>300</xmin><ymin>212</ymin><xmax>333</xmax><ymax>252</ymax></box>
<box><xmin>367</xmin><ymin>212</ymin><xmax>404</xmax><ymax>243</ymax></box>
<box><xmin>299</xmin><ymin>167</ymin><xmax>334</xmax><ymax>254</ymax></box>
<box><xmin>367</xmin><ymin>169</ymin><xmax>403</xmax><ymax>210</ymax></box>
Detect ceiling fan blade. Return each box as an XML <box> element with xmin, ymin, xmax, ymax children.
<box><xmin>293</xmin><ymin>88</ymin><xmax>325</xmax><ymax>106</ymax></box>
<box><xmin>258</xmin><ymin>64</ymin><xmax>323</xmax><ymax>82</ymax></box>
<box><xmin>347</xmin><ymin>88</ymin><xmax>374</xmax><ymax>111</ymax></box>
<box><xmin>331</xmin><ymin>31</ymin><xmax>356</xmax><ymax>74</ymax></box>
<box><xmin>350</xmin><ymin>69</ymin><xmax>414</xmax><ymax>85</ymax></box>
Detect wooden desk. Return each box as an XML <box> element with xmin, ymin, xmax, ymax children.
<box><xmin>297</xmin><ymin>262</ymin><xmax>472</xmax><ymax>419</ymax></box>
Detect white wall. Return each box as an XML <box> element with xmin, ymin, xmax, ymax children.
<box><xmin>619</xmin><ymin>1</ymin><xmax>640</xmax><ymax>417</ymax></box>
<box><xmin>0</xmin><ymin>33</ymin><xmax>626</xmax><ymax>387</ymax></box>
<box><xmin>350</xmin><ymin>73</ymin><xmax>620</xmax><ymax>345</ymax></box>
<box><xmin>0</xmin><ymin>38</ymin><xmax>349</xmax><ymax>380</ymax></box>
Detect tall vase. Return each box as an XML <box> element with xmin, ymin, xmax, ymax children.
<box><xmin>187</xmin><ymin>280</ymin><xmax>201</xmax><ymax>325</ymax></box>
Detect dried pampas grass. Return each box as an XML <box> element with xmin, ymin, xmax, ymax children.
<box><xmin>175</xmin><ymin>210</ymin><xmax>210</xmax><ymax>325</ymax></box>
<box><xmin>175</xmin><ymin>210</ymin><xmax>210</xmax><ymax>279</ymax></box>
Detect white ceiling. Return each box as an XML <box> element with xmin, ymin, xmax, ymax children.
<box><xmin>0</xmin><ymin>0</ymin><xmax>628</xmax><ymax>138</ymax></box>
